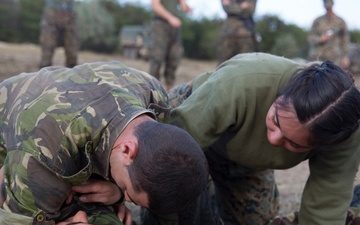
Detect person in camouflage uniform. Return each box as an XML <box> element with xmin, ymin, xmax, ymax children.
<box><xmin>307</xmin><ymin>0</ymin><xmax>350</xmax><ymax>69</ymax></box>
<box><xmin>217</xmin><ymin>0</ymin><xmax>258</xmax><ymax>64</ymax></box>
<box><xmin>148</xmin><ymin>0</ymin><xmax>192</xmax><ymax>90</ymax></box>
<box><xmin>0</xmin><ymin>61</ymin><xmax>209</xmax><ymax>225</ymax></box>
<box><xmin>39</xmin><ymin>0</ymin><xmax>79</xmax><ymax>69</ymax></box>
<box><xmin>142</xmin><ymin>53</ymin><xmax>360</xmax><ymax>225</ymax></box>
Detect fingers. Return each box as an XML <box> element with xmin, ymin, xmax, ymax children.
<box><xmin>72</xmin><ymin>180</ymin><xmax>121</xmax><ymax>205</ymax></box>
<box><xmin>72</xmin><ymin>180</ymin><xmax>98</xmax><ymax>193</ymax></box>
<box><xmin>115</xmin><ymin>204</ymin><xmax>133</xmax><ymax>225</ymax></box>
<box><xmin>66</xmin><ymin>191</ymin><xmax>76</xmax><ymax>204</ymax></box>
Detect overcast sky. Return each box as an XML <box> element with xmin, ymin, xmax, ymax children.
<box><xmin>123</xmin><ymin>0</ymin><xmax>360</xmax><ymax>30</ymax></box>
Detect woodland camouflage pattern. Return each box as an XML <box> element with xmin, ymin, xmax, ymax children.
<box><xmin>308</xmin><ymin>13</ymin><xmax>349</xmax><ymax>66</ymax></box>
<box><xmin>0</xmin><ymin>61</ymin><xmax>169</xmax><ymax>225</ymax></box>
<box><xmin>39</xmin><ymin>0</ymin><xmax>78</xmax><ymax>68</ymax></box>
<box><xmin>218</xmin><ymin>0</ymin><xmax>258</xmax><ymax>64</ymax></box>
<box><xmin>148</xmin><ymin>0</ymin><xmax>184</xmax><ymax>88</ymax></box>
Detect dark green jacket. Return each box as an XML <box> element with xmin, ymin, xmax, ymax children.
<box><xmin>170</xmin><ymin>53</ymin><xmax>360</xmax><ymax>224</ymax></box>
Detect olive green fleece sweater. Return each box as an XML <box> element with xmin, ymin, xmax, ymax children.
<box><xmin>170</xmin><ymin>53</ymin><xmax>360</xmax><ymax>224</ymax></box>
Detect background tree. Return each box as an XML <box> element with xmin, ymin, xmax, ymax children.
<box><xmin>256</xmin><ymin>15</ymin><xmax>308</xmax><ymax>59</ymax></box>
<box><xmin>182</xmin><ymin>18</ymin><xmax>221</xmax><ymax>59</ymax></box>
<box><xmin>77</xmin><ymin>0</ymin><xmax>117</xmax><ymax>52</ymax></box>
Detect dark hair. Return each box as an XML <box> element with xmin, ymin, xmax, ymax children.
<box><xmin>127</xmin><ymin>120</ymin><xmax>208</xmax><ymax>215</ymax></box>
<box><xmin>277</xmin><ymin>60</ymin><xmax>360</xmax><ymax>146</ymax></box>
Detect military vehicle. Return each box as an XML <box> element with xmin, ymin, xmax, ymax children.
<box><xmin>119</xmin><ymin>25</ymin><xmax>151</xmax><ymax>60</ymax></box>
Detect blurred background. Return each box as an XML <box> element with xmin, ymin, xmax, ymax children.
<box><xmin>1</xmin><ymin>0</ymin><xmax>359</xmax><ymax>61</ymax></box>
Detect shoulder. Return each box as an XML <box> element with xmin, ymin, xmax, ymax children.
<box><xmin>312</xmin><ymin>15</ymin><xmax>327</xmax><ymax>24</ymax></box>
<box><xmin>199</xmin><ymin>53</ymin><xmax>304</xmax><ymax>92</ymax></box>
<box><xmin>334</xmin><ymin>15</ymin><xmax>347</xmax><ymax>26</ymax></box>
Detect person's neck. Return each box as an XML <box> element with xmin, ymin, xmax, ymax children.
<box><xmin>326</xmin><ymin>9</ymin><xmax>334</xmax><ymax>16</ymax></box>
<box><xmin>114</xmin><ymin>114</ymin><xmax>153</xmax><ymax>146</ymax></box>
<box><xmin>126</xmin><ymin>114</ymin><xmax>153</xmax><ymax>131</ymax></box>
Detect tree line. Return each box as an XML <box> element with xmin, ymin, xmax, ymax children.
<box><xmin>1</xmin><ymin>0</ymin><xmax>359</xmax><ymax>60</ymax></box>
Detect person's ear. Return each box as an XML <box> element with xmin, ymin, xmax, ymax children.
<box><xmin>119</xmin><ymin>140</ymin><xmax>138</xmax><ymax>165</ymax></box>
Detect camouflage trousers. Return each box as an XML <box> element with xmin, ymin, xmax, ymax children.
<box><xmin>39</xmin><ymin>8</ymin><xmax>78</xmax><ymax>68</ymax></box>
<box><xmin>141</xmin><ymin>82</ymin><xmax>280</xmax><ymax>225</ymax></box>
<box><xmin>148</xmin><ymin>19</ymin><xmax>183</xmax><ymax>88</ymax></box>
<box><xmin>217</xmin><ymin>17</ymin><xmax>257</xmax><ymax>64</ymax></box>
<box><xmin>217</xmin><ymin>35</ymin><xmax>256</xmax><ymax>65</ymax></box>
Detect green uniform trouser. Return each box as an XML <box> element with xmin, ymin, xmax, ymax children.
<box><xmin>39</xmin><ymin>8</ymin><xmax>78</xmax><ymax>68</ymax></box>
<box><xmin>141</xmin><ymin>82</ymin><xmax>280</xmax><ymax>225</ymax></box>
<box><xmin>148</xmin><ymin>19</ymin><xmax>183</xmax><ymax>87</ymax></box>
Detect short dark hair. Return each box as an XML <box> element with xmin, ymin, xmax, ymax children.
<box><xmin>277</xmin><ymin>60</ymin><xmax>360</xmax><ymax>146</ymax></box>
<box><xmin>128</xmin><ymin>120</ymin><xmax>208</xmax><ymax>215</ymax></box>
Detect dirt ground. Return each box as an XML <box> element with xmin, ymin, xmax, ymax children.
<box><xmin>1</xmin><ymin>42</ymin><xmax>360</xmax><ymax>217</ymax></box>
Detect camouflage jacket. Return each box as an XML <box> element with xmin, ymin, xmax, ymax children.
<box><xmin>221</xmin><ymin>0</ymin><xmax>257</xmax><ymax>18</ymax></box>
<box><xmin>308</xmin><ymin>13</ymin><xmax>349</xmax><ymax>65</ymax></box>
<box><xmin>0</xmin><ymin>61</ymin><xmax>169</xmax><ymax>224</ymax></box>
<box><xmin>220</xmin><ymin>0</ymin><xmax>257</xmax><ymax>38</ymax></box>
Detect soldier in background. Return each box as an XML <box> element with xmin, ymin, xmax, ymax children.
<box><xmin>307</xmin><ymin>0</ymin><xmax>350</xmax><ymax>69</ymax></box>
<box><xmin>148</xmin><ymin>0</ymin><xmax>192</xmax><ymax>90</ymax></box>
<box><xmin>39</xmin><ymin>0</ymin><xmax>78</xmax><ymax>69</ymax></box>
<box><xmin>217</xmin><ymin>0</ymin><xmax>258</xmax><ymax>64</ymax></box>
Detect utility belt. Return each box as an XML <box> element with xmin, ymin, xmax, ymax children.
<box><xmin>46</xmin><ymin>2</ymin><xmax>75</xmax><ymax>11</ymax></box>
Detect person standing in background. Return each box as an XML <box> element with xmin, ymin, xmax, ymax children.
<box><xmin>39</xmin><ymin>0</ymin><xmax>78</xmax><ymax>69</ymax></box>
<box><xmin>148</xmin><ymin>0</ymin><xmax>192</xmax><ymax>90</ymax></box>
<box><xmin>308</xmin><ymin>0</ymin><xmax>350</xmax><ymax>69</ymax></box>
<box><xmin>217</xmin><ymin>0</ymin><xmax>258</xmax><ymax>64</ymax></box>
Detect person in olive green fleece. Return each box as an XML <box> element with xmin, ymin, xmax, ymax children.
<box><xmin>140</xmin><ymin>52</ymin><xmax>360</xmax><ymax>225</ymax></box>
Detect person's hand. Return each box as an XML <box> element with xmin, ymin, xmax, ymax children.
<box><xmin>168</xmin><ymin>16</ymin><xmax>182</xmax><ymax>28</ymax></box>
<box><xmin>341</xmin><ymin>57</ymin><xmax>350</xmax><ymax>69</ymax></box>
<box><xmin>56</xmin><ymin>210</ymin><xmax>90</xmax><ymax>225</ymax></box>
<box><xmin>114</xmin><ymin>204</ymin><xmax>132</xmax><ymax>225</ymax></box>
<box><xmin>71</xmin><ymin>179</ymin><xmax>123</xmax><ymax>205</ymax></box>
<box><xmin>180</xmin><ymin>2</ymin><xmax>192</xmax><ymax>13</ymax></box>
<box><xmin>320</xmin><ymin>30</ymin><xmax>333</xmax><ymax>43</ymax></box>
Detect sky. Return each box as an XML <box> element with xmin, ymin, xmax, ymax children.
<box><xmin>123</xmin><ymin>0</ymin><xmax>360</xmax><ymax>30</ymax></box>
